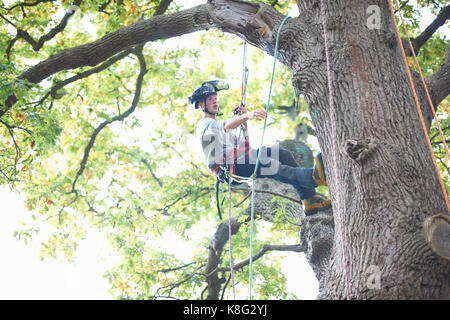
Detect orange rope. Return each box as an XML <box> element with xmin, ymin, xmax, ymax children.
<box><xmin>393</xmin><ymin>0</ymin><xmax>449</xmax><ymax>161</ymax></box>
<box><xmin>388</xmin><ymin>0</ymin><xmax>450</xmax><ymax>213</ymax></box>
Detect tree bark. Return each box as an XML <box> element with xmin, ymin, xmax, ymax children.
<box><xmin>290</xmin><ymin>0</ymin><xmax>450</xmax><ymax>299</ymax></box>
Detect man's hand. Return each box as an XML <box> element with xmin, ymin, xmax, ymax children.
<box><xmin>224</xmin><ymin>107</ymin><xmax>266</xmax><ymax>132</ymax></box>
<box><xmin>234</xmin><ymin>105</ymin><xmax>266</xmax><ymax>120</ymax></box>
<box><xmin>246</xmin><ymin>109</ymin><xmax>266</xmax><ymax>121</ymax></box>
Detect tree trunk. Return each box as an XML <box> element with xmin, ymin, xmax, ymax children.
<box><xmin>289</xmin><ymin>0</ymin><xmax>450</xmax><ymax>299</ymax></box>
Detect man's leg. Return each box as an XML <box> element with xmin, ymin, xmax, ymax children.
<box><xmin>232</xmin><ymin>148</ymin><xmax>331</xmax><ymax>215</ymax></box>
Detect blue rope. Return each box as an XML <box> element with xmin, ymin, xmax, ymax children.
<box><xmin>248</xmin><ymin>15</ymin><xmax>291</xmax><ymax>300</ymax></box>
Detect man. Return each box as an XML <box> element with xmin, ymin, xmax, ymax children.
<box><xmin>189</xmin><ymin>80</ymin><xmax>331</xmax><ymax>216</ymax></box>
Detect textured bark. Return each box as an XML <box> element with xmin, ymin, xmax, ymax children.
<box><xmin>289</xmin><ymin>0</ymin><xmax>450</xmax><ymax>299</ymax></box>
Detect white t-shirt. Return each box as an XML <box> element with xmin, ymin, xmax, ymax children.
<box><xmin>196</xmin><ymin>117</ymin><xmax>242</xmax><ymax>170</ymax></box>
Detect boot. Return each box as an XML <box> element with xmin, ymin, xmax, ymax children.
<box><xmin>312</xmin><ymin>153</ymin><xmax>327</xmax><ymax>187</ymax></box>
<box><xmin>303</xmin><ymin>193</ymin><xmax>332</xmax><ymax>216</ymax></box>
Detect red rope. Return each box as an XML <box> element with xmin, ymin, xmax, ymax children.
<box><xmin>319</xmin><ymin>0</ymin><xmax>351</xmax><ymax>299</ymax></box>
<box><xmin>388</xmin><ymin>0</ymin><xmax>450</xmax><ymax>214</ymax></box>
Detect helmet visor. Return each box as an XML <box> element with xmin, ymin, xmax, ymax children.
<box><xmin>202</xmin><ymin>79</ymin><xmax>229</xmax><ymax>92</ymax></box>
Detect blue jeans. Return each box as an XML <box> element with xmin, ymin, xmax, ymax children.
<box><xmin>227</xmin><ymin>147</ymin><xmax>317</xmax><ymax>200</ymax></box>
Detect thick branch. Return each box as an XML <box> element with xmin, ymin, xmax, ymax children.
<box><xmin>207</xmin><ymin>0</ymin><xmax>293</xmax><ymax>62</ymax></box>
<box><xmin>3</xmin><ymin>0</ymin><xmax>296</xmax><ymax>116</ymax></box>
<box><xmin>205</xmin><ymin>215</ymin><xmax>243</xmax><ymax>300</ymax></box>
<box><xmin>19</xmin><ymin>4</ymin><xmax>211</xmax><ymax>85</ymax></box>
<box><xmin>426</xmin><ymin>44</ymin><xmax>450</xmax><ymax>108</ymax></box>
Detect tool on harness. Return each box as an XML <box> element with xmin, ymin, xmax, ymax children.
<box><xmin>213</xmin><ymin>51</ymin><xmax>250</xmax><ymax>221</ymax></box>
<box><xmin>213</xmin><ymin>129</ymin><xmax>247</xmax><ymax>221</ymax></box>
<box><xmin>215</xmin><ymin>179</ymin><xmax>225</xmax><ymax>220</ymax></box>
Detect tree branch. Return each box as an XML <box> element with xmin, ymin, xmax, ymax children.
<box><xmin>0</xmin><ymin>119</ymin><xmax>20</xmax><ymax>180</ymax></box>
<box><xmin>232</xmin><ymin>186</ymin><xmax>302</xmax><ymax>204</ymax></box>
<box><xmin>156</xmin><ymin>262</ymin><xmax>199</xmax><ymax>274</ymax></box>
<box><xmin>205</xmin><ymin>215</ymin><xmax>244</xmax><ymax>300</ymax></box>
<box><xmin>406</xmin><ymin>5</ymin><xmax>450</xmax><ymax>56</ymax></box>
<box><xmin>71</xmin><ymin>46</ymin><xmax>147</xmax><ymax>192</ymax></box>
<box><xmin>6</xmin><ymin>0</ymin><xmax>82</xmax><ymax>52</ymax></box>
<box><xmin>37</xmin><ymin>48</ymin><xmax>134</xmax><ymax>107</ymax></box>
<box><xmin>426</xmin><ymin>43</ymin><xmax>450</xmax><ymax>108</ymax></box>
<box><xmin>4</xmin><ymin>0</ymin><xmax>55</xmax><ymax>11</ymax></box>
<box><xmin>3</xmin><ymin>0</ymin><xmax>296</xmax><ymax>116</ymax></box>
<box><xmin>18</xmin><ymin>4</ymin><xmax>212</xmax><ymax>86</ymax></box>
<box><xmin>140</xmin><ymin>158</ymin><xmax>163</xmax><ymax>187</ymax></box>
<box><xmin>207</xmin><ymin>243</ymin><xmax>303</xmax><ymax>277</ymax></box>
<box><xmin>154</xmin><ymin>0</ymin><xmax>174</xmax><ymax>16</ymax></box>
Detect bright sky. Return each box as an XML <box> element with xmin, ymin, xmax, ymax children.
<box><xmin>1</xmin><ymin>0</ymin><xmax>447</xmax><ymax>300</ymax></box>
<box><xmin>0</xmin><ymin>186</ymin><xmax>116</xmax><ymax>299</ymax></box>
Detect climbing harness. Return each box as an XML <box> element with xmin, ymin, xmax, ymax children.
<box><xmin>388</xmin><ymin>0</ymin><xmax>450</xmax><ymax>214</ymax></box>
<box><xmin>319</xmin><ymin>0</ymin><xmax>351</xmax><ymax>299</ymax></box>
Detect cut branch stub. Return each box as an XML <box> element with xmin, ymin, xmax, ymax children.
<box><xmin>341</xmin><ymin>137</ymin><xmax>377</xmax><ymax>164</ymax></box>
<box><xmin>423</xmin><ymin>213</ymin><xmax>450</xmax><ymax>260</ymax></box>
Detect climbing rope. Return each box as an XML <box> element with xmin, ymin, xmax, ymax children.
<box><xmin>227</xmin><ymin>173</ymin><xmax>236</xmax><ymax>299</ymax></box>
<box><xmin>227</xmin><ymin>41</ymin><xmax>250</xmax><ymax>300</ymax></box>
<box><xmin>319</xmin><ymin>0</ymin><xmax>351</xmax><ymax>299</ymax></box>
<box><xmin>248</xmin><ymin>15</ymin><xmax>291</xmax><ymax>300</ymax></box>
<box><xmin>221</xmin><ymin>15</ymin><xmax>293</xmax><ymax>300</ymax></box>
<box><xmin>388</xmin><ymin>0</ymin><xmax>450</xmax><ymax>214</ymax></box>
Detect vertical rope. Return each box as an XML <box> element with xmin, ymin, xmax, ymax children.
<box><xmin>241</xmin><ymin>42</ymin><xmax>249</xmax><ymax>108</ymax></box>
<box><xmin>228</xmin><ymin>175</ymin><xmax>237</xmax><ymax>300</ymax></box>
<box><xmin>248</xmin><ymin>15</ymin><xmax>291</xmax><ymax>300</ymax></box>
<box><xmin>226</xmin><ymin>41</ymin><xmax>250</xmax><ymax>300</ymax></box>
<box><xmin>319</xmin><ymin>0</ymin><xmax>351</xmax><ymax>299</ymax></box>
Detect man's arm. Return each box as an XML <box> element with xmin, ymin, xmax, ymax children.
<box><xmin>223</xmin><ymin>108</ymin><xmax>266</xmax><ymax>132</ymax></box>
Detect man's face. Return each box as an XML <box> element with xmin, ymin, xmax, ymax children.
<box><xmin>200</xmin><ymin>93</ymin><xmax>218</xmax><ymax>114</ymax></box>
